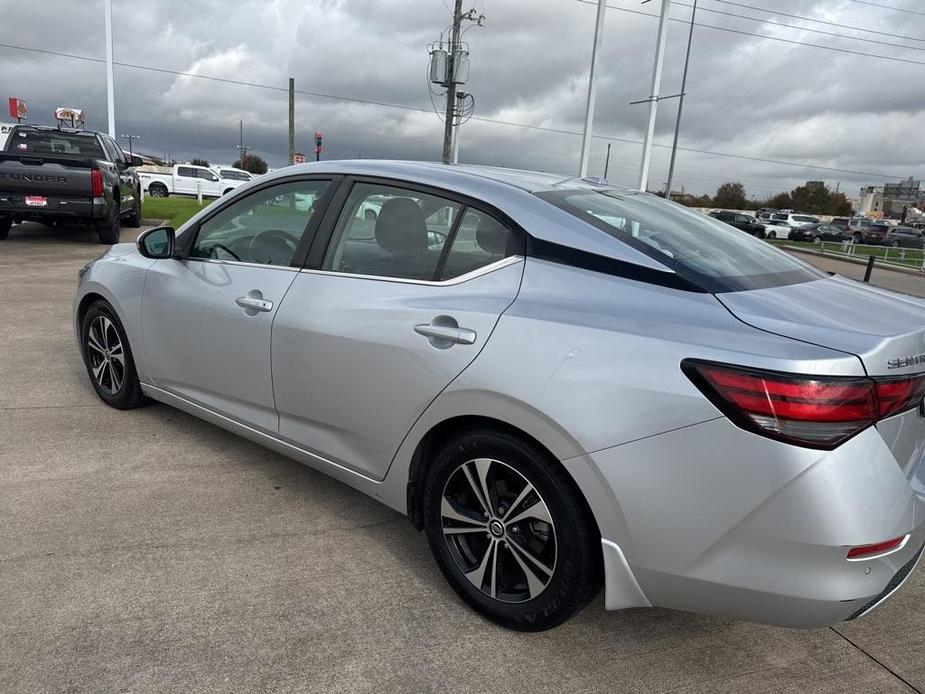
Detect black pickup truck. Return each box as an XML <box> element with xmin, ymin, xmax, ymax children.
<box><xmin>0</xmin><ymin>125</ymin><xmax>142</xmax><ymax>243</ymax></box>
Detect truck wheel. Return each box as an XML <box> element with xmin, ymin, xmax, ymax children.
<box><xmin>149</xmin><ymin>183</ymin><xmax>168</xmax><ymax>198</ymax></box>
<box><xmin>124</xmin><ymin>193</ymin><xmax>142</xmax><ymax>228</ymax></box>
<box><xmin>97</xmin><ymin>204</ymin><xmax>121</xmax><ymax>244</ymax></box>
<box><xmin>0</xmin><ymin>217</ymin><xmax>11</xmax><ymax>240</ymax></box>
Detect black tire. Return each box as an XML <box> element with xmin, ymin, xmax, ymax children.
<box><xmin>853</xmin><ymin>233</ymin><xmax>863</xmax><ymax>244</ymax></box>
<box><xmin>123</xmin><ymin>192</ymin><xmax>142</xmax><ymax>228</ymax></box>
<box><xmin>96</xmin><ymin>202</ymin><xmax>121</xmax><ymax>244</ymax></box>
<box><xmin>891</xmin><ymin>240</ymin><xmax>901</xmax><ymax>248</ymax></box>
<box><xmin>422</xmin><ymin>428</ymin><xmax>601</xmax><ymax>631</ymax></box>
<box><xmin>0</xmin><ymin>217</ymin><xmax>11</xmax><ymax>240</ymax></box>
<box><xmin>813</xmin><ymin>236</ymin><xmax>822</xmax><ymax>244</ymax></box>
<box><xmin>149</xmin><ymin>183</ymin><xmax>168</xmax><ymax>198</ymax></box>
<box><xmin>766</xmin><ymin>231</ymin><xmax>776</xmax><ymax>240</ymax></box>
<box><xmin>80</xmin><ymin>300</ymin><xmax>145</xmax><ymax>410</ymax></box>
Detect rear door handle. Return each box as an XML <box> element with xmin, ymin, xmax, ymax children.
<box><xmin>235</xmin><ymin>295</ymin><xmax>273</xmax><ymax>312</ymax></box>
<box><xmin>414</xmin><ymin>323</ymin><xmax>477</xmax><ymax>345</ymax></box>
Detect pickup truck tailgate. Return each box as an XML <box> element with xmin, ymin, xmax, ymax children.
<box><xmin>0</xmin><ymin>152</ymin><xmax>94</xmax><ymax>199</ymax></box>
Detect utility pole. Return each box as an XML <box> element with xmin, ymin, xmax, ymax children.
<box><xmin>120</xmin><ymin>133</ymin><xmax>140</xmax><ymax>157</ymax></box>
<box><xmin>236</xmin><ymin>120</ymin><xmax>248</xmax><ymax>167</ymax></box>
<box><xmin>288</xmin><ymin>77</ymin><xmax>295</xmax><ymax>165</ymax></box>
<box><xmin>603</xmin><ymin>142</ymin><xmax>612</xmax><ymax>179</ymax></box>
<box><xmin>442</xmin><ymin>0</ymin><xmax>464</xmax><ymax>165</ymax></box>
<box><xmin>638</xmin><ymin>0</ymin><xmax>671</xmax><ymax>192</ymax></box>
<box><xmin>104</xmin><ymin>0</ymin><xmax>115</xmax><ymax>137</ymax></box>
<box><xmin>579</xmin><ymin>0</ymin><xmax>607</xmax><ymax>178</ymax></box>
<box><xmin>665</xmin><ymin>0</ymin><xmax>697</xmax><ymax>201</ymax></box>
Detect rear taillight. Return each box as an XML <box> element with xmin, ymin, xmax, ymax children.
<box><xmin>847</xmin><ymin>535</ymin><xmax>908</xmax><ymax>560</ymax></box>
<box><xmin>682</xmin><ymin>359</ymin><xmax>925</xmax><ymax>449</ymax></box>
<box><xmin>90</xmin><ymin>169</ymin><xmax>103</xmax><ymax>197</ymax></box>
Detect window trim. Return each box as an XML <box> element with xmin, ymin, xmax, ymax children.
<box><xmin>299</xmin><ymin>254</ymin><xmax>523</xmax><ymax>287</ymax></box>
<box><xmin>176</xmin><ymin>174</ymin><xmax>342</xmax><ymax>269</ymax></box>
<box><xmin>302</xmin><ymin>174</ymin><xmax>526</xmax><ymax>281</ymax></box>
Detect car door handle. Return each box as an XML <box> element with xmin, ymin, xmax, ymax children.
<box><xmin>414</xmin><ymin>323</ymin><xmax>477</xmax><ymax>345</ymax></box>
<box><xmin>235</xmin><ymin>296</ymin><xmax>273</xmax><ymax>312</ymax></box>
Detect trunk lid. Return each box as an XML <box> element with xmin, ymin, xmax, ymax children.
<box><xmin>717</xmin><ymin>275</ymin><xmax>925</xmax><ymax>377</ymax></box>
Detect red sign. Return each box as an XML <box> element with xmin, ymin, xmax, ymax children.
<box><xmin>8</xmin><ymin>97</ymin><xmax>27</xmax><ymax>121</ymax></box>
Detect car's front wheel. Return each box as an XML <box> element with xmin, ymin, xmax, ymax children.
<box><xmin>422</xmin><ymin>429</ymin><xmax>601</xmax><ymax>631</ymax></box>
<box><xmin>80</xmin><ymin>300</ymin><xmax>145</xmax><ymax>409</ymax></box>
<box><xmin>766</xmin><ymin>231</ymin><xmax>776</xmax><ymax>240</ymax></box>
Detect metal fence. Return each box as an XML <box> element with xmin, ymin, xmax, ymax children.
<box><xmin>790</xmin><ymin>240</ymin><xmax>925</xmax><ymax>272</ymax></box>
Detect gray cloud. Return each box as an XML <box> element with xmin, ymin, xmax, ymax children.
<box><xmin>1</xmin><ymin>0</ymin><xmax>922</xmax><ymax>198</ymax></box>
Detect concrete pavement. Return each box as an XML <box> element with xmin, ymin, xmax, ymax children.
<box><xmin>0</xmin><ymin>222</ymin><xmax>922</xmax><ymax>693</ymax></box>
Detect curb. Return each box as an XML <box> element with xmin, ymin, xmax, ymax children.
<box><xmin>141</xmin><ymin>218</ymin><xmax>167</xmax><ymax>226</ymax></box>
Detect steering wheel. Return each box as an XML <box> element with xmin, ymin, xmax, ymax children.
<box><xmin>209</xmin><ymin>243</ymin><xmax>241</xmax><ymax>261</ymax></box>
<box><xmin>247</xmin><ymin>229</ymin><xmax>298</xmax><ymax>266</ymax></box>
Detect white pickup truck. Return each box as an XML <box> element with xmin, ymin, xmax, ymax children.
<box><xmin>137</xmin><ymin>164</ymin><xmax>253</xmax><ymax>199</ymax></box>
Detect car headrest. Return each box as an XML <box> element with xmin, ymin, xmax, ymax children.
<box><xmin>476</xmin><ymin>215</ymin><xmax>508</xmax><ymax>255</ymax></box>
<box><xmin>375</xmin><ymin>198</ymin><xmax>428</xmax><ymax>253</ymax></box>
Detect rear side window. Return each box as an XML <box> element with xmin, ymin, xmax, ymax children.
<box><xmin>322</xmin><ymin>182</ymin><xmax>460</xmax><ymax>281</ymax></box>
<box><xmin>177</xmin><ymin>167</ymin><xmax>195</xmax><ymax>178</ymax></box>
<box><xmin>440</xmin><ymin>209</ymin><xmax>512</xmax><ymax>280</ymax></box>
<box><xmin>9</xmin><ymin>130</ymin><xmax>105</xmax><ymax>158</ymax></box>
<box><xmin>537</xmin><ymin>189</ymin><xmax>825</xmax><ymax>293</ymax></box>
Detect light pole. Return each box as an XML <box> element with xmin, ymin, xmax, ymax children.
<box><xmin>665</xmin><ymin>0</ymin><xmax>698</xmax><ymax>200</ymax></box>
<box><xmin>120</xmin><ymin>133</ymin><xmax>140</xmax><ymax>157</ymax></box>
<box><xmin>638</xmin><ymin>0</ymin><xmax>670</xmax><ymax>192</ymax></box>
<box><xmin>104</xmin><ymin>0</ymin><xmax>115</xmax><ymax>137</ymax></box>
<box><xmin>578</xmin><ymin>0</ymin><xmax>607</xmax><ymax>177</ymax></box>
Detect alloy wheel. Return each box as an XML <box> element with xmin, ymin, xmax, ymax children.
<box><xmin>440</xmin><ymin>458</ymin><xmax>557</xmax><ymax>603</ymax></box>
<box><xmin>86</xmin><ymin>315</ymin><xmax>125</xmax><ymax>395</ymax></box>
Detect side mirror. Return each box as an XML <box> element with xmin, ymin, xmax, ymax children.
<box><xmin>137</xmin><ymin>226</ymin><xmax>175</xmax><ymax>259</ymax></box>
<box><xmin>129</xmin><ymin>154</ymin><xmax>144</xmax><ymax>167</ymax></box>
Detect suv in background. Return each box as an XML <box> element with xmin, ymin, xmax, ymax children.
<box><xmin>850</xmin><ymin>217</ymin><xmax>890</xmax><ymax>245</ymax></box>
<box><xmin>830</xmin><ymin>217</ymin><xmax>850</xmax><ymax>231</ymax></box>
<box><xmin>708</xmin><ymin>210</ymin><xmax>766</xmax><ymax>238</ymax></box>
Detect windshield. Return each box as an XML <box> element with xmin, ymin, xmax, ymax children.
<box><xmin>7</xmin><ymin>130</ymin><xmax>105</xmax><ymax>158</ymax></box>
<box><xmin>537</xmin><ymin>189</ymin><xmax>825</xmax><ymax>292</ymax></box>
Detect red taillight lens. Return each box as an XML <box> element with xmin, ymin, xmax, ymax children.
<box><xmin>682</xmin><ymin>360</ymin><xmax>925</xmax><ymax>449</ymax></box>
<box><xmin>90</xmin><ymin>169</ymin><xmax>103</xmax><ymax>197</ymax></box>
<box><xmin>847</xmin><ymin>535</ymin><xmax>908</xmax><ymax>560</ymax></box>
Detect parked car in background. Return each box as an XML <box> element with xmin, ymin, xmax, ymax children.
<box><xmin>137</xmin><ymin>164</ymin><xmax>250</xmax><ymax>199</ymax></box>
<box><xmin>759</xmin><ymin>217</ymin><xmax>795</xmax><ymax>239</ymax></box>
<box><xmin>708</xmin><ymin>210</ymin><xmax>766</xmax><ymax>238</ymax></box>
<box><xmin>779</xmin><ymin>213</ymin><xmax>819</xmax><ymax>228</ymax></box>
<box><xmin>849</xmin><ymin>217</ymin><xmax>889</xmax><ymax>245</ymax></box>
<box><xmin>788</xmin><ymin>223</ymin><xmax>850</xmax><ymax>243</ymax></box>
<box><xmin>214</xmin><ymin>166</ymin><xmax>254</xmax><ymax>184</ymax></box>
<box><xmin>75</xmin><ymin>161</ymin><xmax>925</xmax><ymax>631</ymax></box>
<box><xmin>830</xmin><ymin>217</ymin><xmax>851</xmax><ymax>231</ymax></box>
<box><xmin>0</xmin><ymin>124</ymin><xmax>141</xmax><ymax>243</ymax></box>
<box><xmin>883</xmin><ymin>226</ymin><xmax>925</xmax><ymax>249</ymax></box>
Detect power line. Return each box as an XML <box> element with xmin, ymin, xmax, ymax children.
<box><xmin>853</xmin><ymin>0</ymin><xmax>925</xmax><ymax>16</ymax></box>
<box><xmin>715</xmin><ymin>0</ymin><xmax>925</xmax><ymax>44</ymax></box>
<box><xmin>573</xmin><ymin>0</ymin><xmax>925</xmax><ymax>66</ymax></box>
<box><xmin>0</xmin><ymin>41</ymin><xmax>907</xmax><ymax>181</ymax></box>
<box><xmin>677</xmin><ymin>0</ymin><xmax>925</xmax><ymax>53</ymax></box>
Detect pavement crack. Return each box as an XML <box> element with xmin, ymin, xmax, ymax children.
<box><xmin>829</xmin><ymin>626</ymin><xmax>922</xmax><ymax>693</ymax></box>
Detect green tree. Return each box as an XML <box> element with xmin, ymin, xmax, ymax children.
<box><xmin>766</xmin><ymin>192</ymin><xmax>792</xmax><ymax>210</ymax></box>
<box><xmin>830</xmin><ymin>192</ymin><xmax>853</xmax><ymax>216</ymax></box>
<box><xmin>713</xmin><ymin>182</ymin><xmax>748</xmax><ymax>209</ymax></box>
<box><xmin>189</xmin><ymin>158</ymin><xmax>210</xmax><ymax>167</ymax></box>
<box><xmin>233</xmin><ymin>154</ymin><xmax>268</xmax><ymax>175</ymax></box>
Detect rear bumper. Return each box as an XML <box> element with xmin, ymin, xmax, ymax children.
<box><xmin>566</xmin><ymin>417</ymin><xmax>925</xmax><ymax>627</ymax></box>
<box><xmin>0</xmin><ymin>193</ymin><xmax>101</xmax><ymax>221</ymax></box>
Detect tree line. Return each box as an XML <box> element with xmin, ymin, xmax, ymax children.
<box><xmin>676</xmin><ymin>180</ymin><xmax>853</xmax><ymax>216</ymax></box>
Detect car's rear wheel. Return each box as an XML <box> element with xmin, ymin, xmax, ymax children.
<box><xmin>422</xmin><ymin>429</ymin><xmax>600</xmax><ymax>631</ymax></box>
<box><xmin>853</xmin><ymin>233</ymin><xmax>863</xmax><ymax>244</ymax></box>
<box><xmin>813</xmin><ymin>236</ymin><xmax>822</xmax><ymax>244</ymax></box>
<box><xmin>80</xmin><ymin>301</ymin><xmax>145</xmax><ymax>409</ymax></box>
<box><xmin>0</xmin><ymin>216</ymin><xmax>11</xmax><ymax>240</ymax></box>
<box><xmin>891</xmin><ymin>240</ymin><xmax>901</xmax><ymax>248</ymax></box>
<box><xmin>766</xmin><ymin>231</ymin><xmax>776</xmax><ymax>240</ymax></box>
<box><xmin>149</xmin><ymin>183</ymin><xmax>168</xmax><ymax>198</ymax></box>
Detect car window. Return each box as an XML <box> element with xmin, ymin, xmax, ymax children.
<box><xmin>177</xmin><ymin>167</ymin><xmax>195</xmax><ymax>178</ymax></box>
<box><xmin>793</xmin><ymin>215</ymin><xmax>817</xmax><ymax>223</ymax></box>
<box><xmin>190</xmin><ymin>180</ymin><xmax>330</xmax><ymax>267</ymax></box>
<box><xmin>322</xmin><ymin>182</ymin><xmax>460</xmax><ymax>281</ymax></box>
<box><xmin>537</xmin><ymin>189</ymin><xmax>825</xmax><ymax>293</ymax></box>
<box><xmin>194</xmin><ymin>168</ymin><xmax>218</xmax><ymax>181</ymax></box>
<box><xmin>440</xmin><ymin>208</ymin><xmax>512</xmax><ymax>280</ymax></box>
<box><xmin>9</xmin><ymin>129</ymin><xmax>106</xmax><ymax>158</ymax></box>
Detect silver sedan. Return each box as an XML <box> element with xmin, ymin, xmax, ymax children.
<box><xmin>75</xmin><ymin>161</ymin><xmax>925</xmax><ymax>631</ymax></box>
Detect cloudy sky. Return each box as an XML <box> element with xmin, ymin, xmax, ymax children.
<box><xmin>1</xmin><ymin>0</ymin><xmax>922</xmax><ymax>198</ymax></box>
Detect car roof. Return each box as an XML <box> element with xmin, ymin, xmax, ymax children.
<box><xmin>179</xmin><ymin>159</ymin><xmax>672</xmax><ymax>271</ymax></box>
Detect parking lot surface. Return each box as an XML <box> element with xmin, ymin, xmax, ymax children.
<box><xmin>1</xmin><ymin>222</ymin><xmax>923</xmax><ymax>694</ymax></box>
